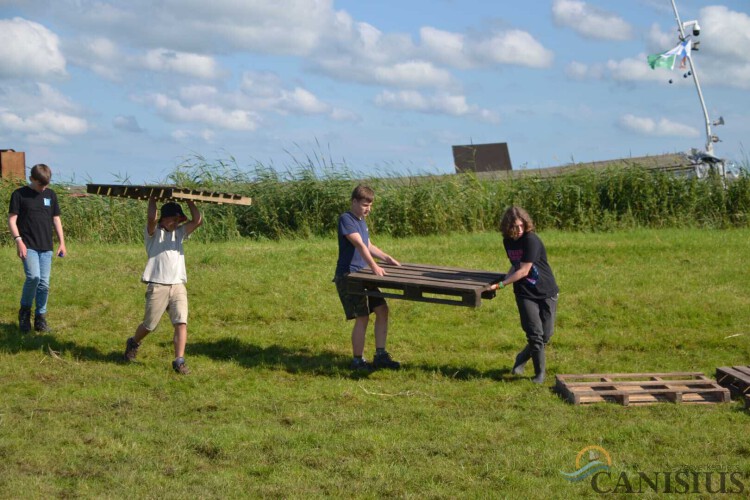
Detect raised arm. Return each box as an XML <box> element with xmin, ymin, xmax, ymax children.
<box><xmin>146</xmin><ymin>197</ymin><xmax>158</xmax><ymax>236</ymax></box>
<box><xmin>183</xmin><ymin>200</ymin><xmax>203</xmax><ymax>236</ymax></box>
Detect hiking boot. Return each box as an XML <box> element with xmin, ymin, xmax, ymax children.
<box><xmin>172</xmin><ymin>359</ymin><xmax>190</xmax><ymax>375</ymax></box>
<box><xmin>34</xmin><ymin>313</ymin><xmax>50</xmax><ymax>333</ymax></box>
<box><xmin>123</xmin><ymin>337</ymin><xmax>140</xmax><ymax>362</ymax></box>
<box><xmin>372</xmin><ymin>350</ymin><xmax>401</xmax><ymax>370</ymax></box>
<box><xmin>18</xmin><ymin>306</ymin><xmax>31</xmax><ymax>333</ymax></box>
<box><xmin>350</xmin><ymin>357</ymin><xmax>373</xmax><ymax>371</ymax></box>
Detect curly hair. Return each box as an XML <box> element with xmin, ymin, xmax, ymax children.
<box><xmin>500</xmin><ymin>206</ymin><xmax>535</xmax><ymax>239</ymax></box>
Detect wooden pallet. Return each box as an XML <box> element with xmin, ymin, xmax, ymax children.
<box><xmin>345</xmin><ymin>263</ymin><xmax>505</xmax><ymax>308</ymax></box>
<box><xmin>715</xmin><ymin>365</ymin><xmax>750</xmax><ymax>398</ymax></box>
<box><xmin>85</xmin><ymin>184</ymin><xmax>251</xmax><ymax>206</ymax></box>
<box><xmin>555</xmin><ymin>372</ymin><xmax>730</xmax><ymax>406</ymax></box>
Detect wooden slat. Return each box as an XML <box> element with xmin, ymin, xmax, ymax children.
<box><xmin>86</xmin><ymin>184</ymin><xmax>251</xmax><ymax>206</ymax></box>
<box><xmin>345</xmin><ymin>263</ymin><xmax>504</xmax><ymax>308</ymax></box>
<box><xmin>555</xmin><ymin>372</ymin><xmax>730</xmax><ymax>406</ymax></box>
<box><xmin>715</xmin><ymin>366</ymin><xmax>750</xmax><ymax>397</ymax></box>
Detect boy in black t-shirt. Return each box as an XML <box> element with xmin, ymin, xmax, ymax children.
<box><xmin>7</xmin><ymin>164</ymin><xmax>67</xmax><ymax>332</ymax></box>
<box><xmin>333</xmin><ymin>185</ymin><xmax>401</xmax><ymax>371</ymax></box>
<box><xmin>494</xmin><ymin>206</ymin><xmax>558</xmax><ymax>384</ymax></box>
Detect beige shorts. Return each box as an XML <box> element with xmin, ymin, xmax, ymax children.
<box><xmin>142</xmin><ymin>283</ymin><xmax>188</xmax><ymax>331</ymax></box>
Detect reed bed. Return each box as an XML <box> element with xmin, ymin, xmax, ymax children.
<box><xmin>2</xmin><ymin>155</ymin><xmax>748</xmax><ymax>244</ymax></box>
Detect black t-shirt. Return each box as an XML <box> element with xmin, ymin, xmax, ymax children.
<box><xmin>503</xmin><ymin>231</ymin><xmax>559</xmax><ymax>299</ymax></box>
<box><xmin>8</xmin><ymin>186</ymin><xmax>61</xmax><ymax>251</ymax></box>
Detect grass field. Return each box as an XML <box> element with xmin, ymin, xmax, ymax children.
<box><xmin>1</xmin><ymin>229</ymin><xmax>749</xmax><ymax>498</ymax></box>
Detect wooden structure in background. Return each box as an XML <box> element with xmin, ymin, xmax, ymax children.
<box><xmin>86</xmin><ymin>184</ymin><xmax>251</xmax><ymax>205</ymax></box>
<box><xmin>345</xmin><ymin>263</ymin><xmax>504</xmax><ymax>308</ymax></box>
<box><xmin>0</xmin><ymin>150</ymin><xmax>26</xmax><ymax>180</ymax></box>
<box><xmin>715</xmin><ymin>365</ymin><xmax>750</xmax><ymax>399</ymax></box>
<box><xmin>452</xmin><ymin>142</ymin><xmax>512</xmax><ymax>173</ymax></box>
<box><xmin>555</xmin><ymin>372</ymin><xmax>730</xmax><ymax>406</ymax></box>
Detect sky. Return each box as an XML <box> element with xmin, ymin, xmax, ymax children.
<box><xmin>1</xmin><ymin>0</ymin><xmax>749</xmax><ymax>184</ymax></box>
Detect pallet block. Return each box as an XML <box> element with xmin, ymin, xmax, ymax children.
<box><xmin>345</xmin><ymin>263</ymin><xmax>504</xmax><ymax>308</ymax></box>
<box><xmin>555</xmin><ymin>372</ymin><xmax>730</xmax><ymax>406</ymax></box>
<box><xmin>715</xmin><ymin>365</ymin><xmax>750</xmax><ymax>398</ymax></box>
<box><xmin>86</xmin><ymin>184</ymin><xmax>251</xmax><ymax>206</ymax></box>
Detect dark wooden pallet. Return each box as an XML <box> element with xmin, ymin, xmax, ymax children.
<box><xmin>345</xmin><ymin>263</ymin><xmax>505</xmax><ymax>308</ymax></box>
<box><xmin>715</xmin><ymin>365</ymin><xmax>750</xmax><ymax>398</ymax></box>
<box><xmin>86</xmin><ymin>184</ymin><xmax>251</xmax><ymax>206</ymax></box>
<box><xmin>555</xmin><ymin>372</ymin><xmax>730</xmax><ymax>406</ymax></box>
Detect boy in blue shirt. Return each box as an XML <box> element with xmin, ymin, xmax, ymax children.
<box><xmin>334</xmin><ymin>185</ymin><xmax>401</xmax><ymax>371</ymax></box>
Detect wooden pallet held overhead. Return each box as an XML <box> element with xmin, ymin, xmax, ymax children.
<box><xmin>715</xmin><ymin>365</ymin><xmax>750</xmax><ymax>398</ymax></box>
<box><xmin>85</xmin><ymin>184</ymin><xmax>251</xmax><ymax>206</ymax></box>
<box><xmin>555</xmin><ymin>372</ymin><xmax>730</xmax><ymax>406</ymax></box>
<box><xmin>345</xmin><ymin>263</ymin><xmax>504</xmax><ymax>308</ymax></box>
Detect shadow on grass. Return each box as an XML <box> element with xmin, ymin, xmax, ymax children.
<box><xmin>190</xmin><ymin>336</ymin><xmax>524</xmax><ymax>381</ymax></box>
<box><xmin>190</xmin><ymin>337</ymin><xmax>368</xmax><ymax>378</ymax></box>
<box><xmin>0</xmin><ymin>322</ymin><xmax>123</xmax><ymax>363</ymax></box>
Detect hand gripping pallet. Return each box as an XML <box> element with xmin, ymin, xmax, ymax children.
<box><xmin>345</xmin><ymin>263</ymin><xmax>505</xmax><ymax>308</ymax></box>
<box><xmin>555</xmin><ymin>372</ymin><xmax>730</xmax><ymax>406</ymax></box>
<box><xmin>86</xmin><ymin>184</ymin><xmax>251</xmax><ymax>206</ymax></box>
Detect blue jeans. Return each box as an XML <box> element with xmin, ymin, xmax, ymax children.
<box><xmin>21</xmin><ymin>249</ymin><xmax>53</xmax><ymax>315</ymax></box>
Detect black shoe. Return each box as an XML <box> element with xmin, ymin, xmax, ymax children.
<box><xmin>18</xmin><ymin>307</ymin><xmax>31</xmax><ymax>333</ymax></box>
<box><xmin>34</xmin><ymin>313</ymin><xmax>50</xmax><ymax>332</ymax></box>
<box><xmin>350</xmin><ymin>357</ymin><xmax>373</xmax><ymax>371</ymax></box>
<box><xmin>123</xmin><ymin>337</ymin><xmax>140</xmax><ymax>362</ymax></box>
<box><xmin>372</xmin><ymin>350</ymin><xmax>401</xmax><ymax>370</ymax></box>
<box><xmin>172</xmin><ymin>359</ymin><xmax>190</xmax><ymax>375</ymax></box>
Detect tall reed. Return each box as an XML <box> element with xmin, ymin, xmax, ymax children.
<box><xmin>2</xmin><ymin>156</ymin><xmax>748</xmax><ymax>244</ymax></box>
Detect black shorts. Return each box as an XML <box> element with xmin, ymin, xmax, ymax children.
<box><xmin>334</xmin><ymin>275</ymin><xmax>386</xmax><ymax>320</ymax></box>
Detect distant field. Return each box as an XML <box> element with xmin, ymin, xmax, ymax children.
<box><xmin>1</xmin><ymin>229</ymin><xmax>749</xmax><ymax>497</ymax></box>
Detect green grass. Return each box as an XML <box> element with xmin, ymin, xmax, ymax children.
<box><xmin>1</xmin><ymin>229</ymin><xmax>750</xmax><ymax>498</ymax></box>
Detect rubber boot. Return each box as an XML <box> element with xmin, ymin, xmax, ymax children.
<box><xmin>18</xmin><ymin>306</ymin><xmax>32</xmax><ymax>333</ymax></box>
<box><xmin>531</xmin><ymin>348</ymin><xmax>546</xmax><ymax>384</ymax></box>
<box><xmin>511</xmin><ymin>344</ymin><xmax>532</xmax><ymax>375</ymax></box>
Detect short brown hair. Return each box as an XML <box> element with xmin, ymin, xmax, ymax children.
<box><xmin>500</xmin><ymin>206</ymin><xmax>535</xmax><ymax>239</ymax></box>
<box><xmin>30</xmin><ymin>164</ymin><xmax>52</xmax><ymax>186</ymax></box>
<box><xmin>351</xmin><ymin>184</ymin><xmax>374</xmax><ymax>202</ymax></box>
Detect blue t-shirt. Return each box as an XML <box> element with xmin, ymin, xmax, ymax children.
<box><xmin>334</xmin><ymin>211</ymin><xmax>369</xmax><ymax>277</ymax></box>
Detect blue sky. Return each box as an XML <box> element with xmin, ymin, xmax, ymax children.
<box><xmin>1</xmin><ymin>0</ymin><xmax>748</xmax><ymax>184</ymax></box>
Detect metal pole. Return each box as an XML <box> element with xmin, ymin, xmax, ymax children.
<box><xmin>670</xmin><ymin>0</ymin><xmax>714</xmax><ymax>155</ymax></box>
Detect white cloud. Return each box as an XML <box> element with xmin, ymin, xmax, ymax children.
<box><xmin>144</xmin><ymin>93</ymin><xmax>259</xmax><ymax>131</ymax></box>
<box><xmin>618</xmin><ymin>114</ymin><xmax>700</xmax><ymax>138</ymax></box>
<box><xmin>279</xmin><ymin>88</ymin><xmax>329</xmax><ymax>115</ymax></box>
<box><xmin>552</xmin><ymin>0</ymin><xmax>632</xmax><ymax>41</ymax></box>
<box><xmin>0</xmin><ymin>109</ymin><xmax>88</xmax><ymax>140</ymax></box>
<box><xmin>374</xmin><ymin>90</ymin><xmax>499</xmax><ymax>122</ymax></box>
<box><xmin>0</xmin><ymin>18</ymin><xmax>66</xmax><ymax>79</ymax></box>
<box><xmin>141</xmin><ymin>49</ymin><xmax>221</xmax><ymax>79</ymax></box>
<box><xmin>471</xmin><ymin>30</ymin><xmax>554</xmax><ymax>68</ymax></box>
<box><xmin>113</xmin><ymin>115</ymin><xmax>144</xmax><ymax>133</ymax></box>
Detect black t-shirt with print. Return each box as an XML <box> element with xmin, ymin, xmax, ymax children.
<box><xmin>503</xmin><ymin>231</ymin><xmax>559</xmax><ymax>299</ymax></box>
<box><xmin>8</xmin><ymin>186</ymin><xmax>61</xmax><ymax>251</ymax></box>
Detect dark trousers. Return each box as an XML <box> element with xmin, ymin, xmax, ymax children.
<box><xmin>516</xmin><ymin>294</ymin><xmax>558</xmax><ymax>353</ymax></box>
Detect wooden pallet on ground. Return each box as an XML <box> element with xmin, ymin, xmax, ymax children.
<box><xmin>345</xmin><ymin>263</ymin><xmax>504</xmax><ymax>308</ymax></box>
<box><xmin>715</xmin><ymin>365</ymin><xmax>750</xmax><ymax>398</ymax></box>
<box><xmin>555</xmin><ymin>372</ymin><xmax>730</xmax><ymax>406</ymax></box>
<box><xmin>86</xmin><ymin>184</ymin><xmax>251</xmax><ymax>206</ymax></box>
